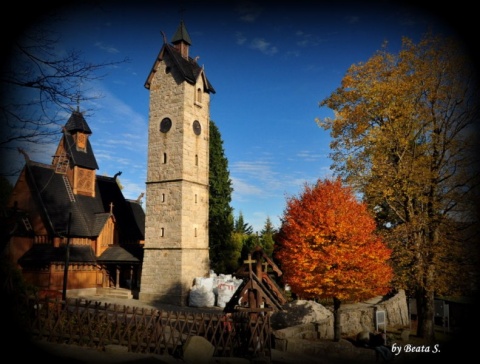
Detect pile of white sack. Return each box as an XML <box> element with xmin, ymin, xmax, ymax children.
<box><xmin>189</xmin><ymin>271</ymin><xmax>243</xmax><ymax>308</ymax></box>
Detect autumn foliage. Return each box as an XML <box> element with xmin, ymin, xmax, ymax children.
<box><xmin>275</xmin><ymin>178</ymin><xmax>393</xmax><ymax>303</ymax></box>
<box><xmin>318</xmin><ymin>32</ymin><xmax>479</xmax><ymax>341</ymax></box>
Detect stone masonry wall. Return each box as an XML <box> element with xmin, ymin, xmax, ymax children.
<box><xmin>273</xmin><ymin>291</ymin><xmax>411</xmax><ymax>360</ymax></box>
<box><xmin>140</xmin><ymin>49</ymin><xmax>210</xmax><ymax>306</ymax></box>
<box><xmin>274</xmin><ymin>290</ymin><xmax>410</xmax><ymax>341</ymax></box>
<box><xmin>339</xmin><ymin>289</ymin><xmax>410</xmax><ymax>336</ymax></box>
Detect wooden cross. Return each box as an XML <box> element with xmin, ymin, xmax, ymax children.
<box><xmin>244</xmin><ymin>254</ymin><xmax>256</xmax><ymax>280</ymax></box>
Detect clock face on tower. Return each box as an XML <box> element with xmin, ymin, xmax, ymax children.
<box><xmin>160</xmin><ymin>118</ymin><xmax>172</xmax><ymax>133</ymax></box>
<box><xmin>193</xmin><ymin>120</ymin><xmax>201</xmax><ymax>135</ymax></box>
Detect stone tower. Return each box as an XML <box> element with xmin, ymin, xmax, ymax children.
<box><xmin>139</xmin><ymin>21</ymin><xmax>215</xmax><ymax>305</ymax></box>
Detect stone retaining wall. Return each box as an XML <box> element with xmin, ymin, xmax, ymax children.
<box><xmin>339</xmin><ymin>289</ymin><xmax>410</xmax><ymax>336</ymax></box>
<box><xmin>273</xmin><ymin>290</ymin><xmax>411</xmax><ymax>359</ymax></box>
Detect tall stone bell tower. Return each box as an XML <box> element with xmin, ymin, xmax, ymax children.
<box><xmin>139</xmin><ymin>21</ymin><xmax>215</xmax><ymax>305</ymax></box>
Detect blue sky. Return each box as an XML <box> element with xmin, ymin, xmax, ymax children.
<box><xmin>6</xmin><ymin>1</ymin><xmax>460</xmax><ymax>232</ymax></box>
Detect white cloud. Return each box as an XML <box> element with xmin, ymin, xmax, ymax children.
<box><xmin>79</xmin><ymin>80</ymin><xmax>148</xmax><ymax>201</ymax></box>
<box><xmin>295</xmin><ymin>150</ymin><xmax>326</xmax><ymax>162</ymax></box>
<box><xmin>249</xmin><ymin>38</ymin><xmax>278</xmax><ymax>56</ymax></box>
<box><xmin>294</xmin><ymin>31</ymin><xmax>320</xmax><ymax>48</ymax></box>
<box><xmin>231</xmin><ymin>176</ymin><xmax>263</xmax><ymax>198</ymax></box>
<box><xmin>94</xmin><ymin>41</ymin><xmax>120</xmax><ymax>54</ymax></box>
<box><xmin>235</xmin><ymin>31</ymin><xmax>247</xmax><ymax>45</ymax></box>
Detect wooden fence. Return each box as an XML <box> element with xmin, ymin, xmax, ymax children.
<box><xmin>27</xmin><ymin>297</ymin><xmax>272</xmax><ymax>360</ymax></box>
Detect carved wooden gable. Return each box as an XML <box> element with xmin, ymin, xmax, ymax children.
<box><xmin>224</xmin><ymin>245</ymin><xmax>287</xmax><ymax>313</ymax></box>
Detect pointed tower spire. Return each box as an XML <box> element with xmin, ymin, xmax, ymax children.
<box><xmin>171</xmin><ymin>20</ymin><xmax>191</xmax><ymax>59</ymax></box>
<box><xmin>65</xmin><ymin>109</ymin><xmax>92</xmax><ymax>135</ymax></box>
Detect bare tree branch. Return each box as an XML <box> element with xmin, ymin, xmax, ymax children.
<box><xmin>0</xmin><ymin>18</ymin><xmax>129</xmax><ymax>178</ymax></box>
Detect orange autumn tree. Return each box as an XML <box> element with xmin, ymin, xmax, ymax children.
<box><xmin>275</xmin><ymin>178</ymin><xmax>393</xmax><ymax>341</ymax></box>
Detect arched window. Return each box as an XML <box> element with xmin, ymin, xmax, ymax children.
<box><xmin>163</xmin><ymin>153</ymin><xmax>167</xmax><ymax>164</ymax></box>
<box><xmin>196</xmin><ymin>87</ymin><xmax>202</xmax><ymax>103</ymax></box>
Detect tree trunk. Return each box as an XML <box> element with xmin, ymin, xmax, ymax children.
<box><xmin>333</xmin><ymin>297</ymin><xmax>342</xmax><ymax>342</ymax></box>
<box><xmin>415</xmin><ymin>284</ymin><xmax>435</xmax><ymax>342</ymax></box>
<box><xmin>416</xmin><ymin>213</ymin><xmax>438</xmax><ymax>343</ymax></box>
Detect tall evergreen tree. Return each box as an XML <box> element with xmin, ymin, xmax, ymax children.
<box><xmin>234</xmin><ymin>212</ymin><xmax>257</xmax><ymax>266</ymax></box>
<box><xmin>208</xmin><ymin>120</ymin><xmax>234</xmax><ymax>273</ymax></box>
<box><xmin>234</xmin><ymin>211</ymin><xmax>254</xmax><ymax>235</ymax></box>
<box><xmin>260</xmin><ymin>216</ymin><xmax>276</xmax><ymax>257</ymax></box>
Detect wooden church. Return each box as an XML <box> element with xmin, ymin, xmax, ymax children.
<box><xmin>4</xmin><ymin>19</ymin><xmax>216</xmax><ymax>303</ymax></box>
<box><xmin>4</xmin><ymin>109</ymin><xmax>145</xmax><ymax>296</ymax></box>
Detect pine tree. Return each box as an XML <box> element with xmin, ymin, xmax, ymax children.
<box><xmin>260</xmin><ymin>216</ymin><xmax>276</xmax><ymax>257</ymax></box>
<box><xmin>234</xmin><ymin>211</ymin><xmax>253</xmax><ymax>235</ymax></box>
<box><xmin>233</xmin><ymin>212</ymin><xmax>256</xmax><ymax>268</ymax></box>
<box><xmin>208</xmin><ymin>120</ymin><xmax>234</xmax><ymax>273</ymax></box>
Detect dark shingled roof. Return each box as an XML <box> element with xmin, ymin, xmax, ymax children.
<box><xmin>18</xmin><ymin>244</ymin><xmax>96</xmax><ymax>266</ymax></box>
<box><xmin>171</xmin><ymin>20</ymin><xmax>192</xmax><ymax>45</ymax></box>
<box><xmin>92</xmin><ymin>213</ymin><xmax>111</xmax><ymax>236</ymax></box>
<box><xmin>63</xmin><ymin>130</ymin><xmax>99</xmax><ymax>170</ymax></box>
<box><xmin>65</xmin><ymin>110</ymin><xmax>92</xmax><ymax>134</ymax></box>
<box><xmin>25</xmin><ymin>162</ymin><xmax>100</xmax><ymax>236</ymax></box>
<box><xmin>144</xmin><ymin>23</ymin><xmax>215</xmax><ymax>93</ymax></box>
<box><xmin>15</xmin><ymin>109</ymin><xmax>145</xmax><ymax>269</ymax></box>
<box><xmin>96</xmin><ymin>176</ymin><xmax>145</xmax><ymax>241</ymax></box>
<box><xmin>97</xmin><ymin>245</ymin><xmax>140</xmax><ymax>263</ymax></box>
<box><xmin>127</xmin><ymin>199</ymin><xmax>146</xmax><ymax>241</ymax></box>
<box><xmin>24</xmin><ymin>162</ymin><xmax>145</xmax><ymax>240</ymax></box>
